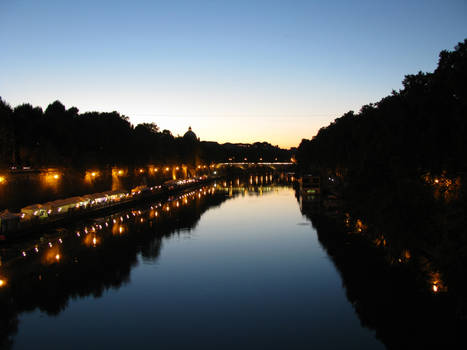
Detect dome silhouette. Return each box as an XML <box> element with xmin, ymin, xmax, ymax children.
<box><xmin>183</xmin><ymin>126</ymin><xmax>197</xmax><ymax>141</ymax></box>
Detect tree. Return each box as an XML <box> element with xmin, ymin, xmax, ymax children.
<box><xmin>0</xmin><ymin>98</ymin><xmax>14</xmax><ymax>166</ymax></box>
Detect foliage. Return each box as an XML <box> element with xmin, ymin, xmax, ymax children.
<box><xmin>297</xmin><ymin>39</ymin><xmax>467</xmax><ymax>176</ymax></box>
<box><xmin>0</xmin><ymin>100</ymin><xmax>291</xmax><ymax>168</ymax></box>
<box><xmin>297</xmin><ymin>39</ymin><xmax>467</xmax><ymax>254</ymax></box>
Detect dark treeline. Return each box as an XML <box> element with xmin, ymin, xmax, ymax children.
<box><xmin>297</xmin><ymin>40</ymin><xmax>467</xmax><ymax>317</ymax></box>
<box><xmin>298</xmin><ymin>39</ymin><xmax>466</xmax><ymax>175</ymax></box>
<box><xmin>0</xmin><ymin>100</ymin><xmax>290</xmax><ymax>169</ymax></box>
<box><xmin>297</xmin><ymin>39</ymin><xmax>467</xmax><ymax>227</ymax></box>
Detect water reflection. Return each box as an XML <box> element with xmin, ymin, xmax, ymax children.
<box><xmin>0</xmin><ymin>176</ymin><xmax>286</xmax><ymax>349</ymax></box>
<box><xmin>4</xmin><ymin>176</ymin><xmax>459</xmax><ymax>349</ymax></box>
<box><xmin>296</xmin><ymin>190</ymin><xmax>466</xmax><ymax>349</ymax></box>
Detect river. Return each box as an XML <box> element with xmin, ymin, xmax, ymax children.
<box><xmin>1</xmin><ymin>180</ymin><xmax>455</xmax><ymax>349</ymax></box>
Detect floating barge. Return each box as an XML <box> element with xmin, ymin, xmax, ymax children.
<box><xmin>0</xmin><ymin>177</ymin><xmax>213</xmax><ymax>240</ymax></box>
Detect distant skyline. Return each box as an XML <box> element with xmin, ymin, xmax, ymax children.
<box><xmin>1</xmin><ymin>0</ymin><xmax>466</xmax><ymax>148</ymax></box>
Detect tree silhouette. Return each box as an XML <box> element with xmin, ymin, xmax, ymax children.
<box><xmin>0</xmin><ymin>100</ymin><xmax>291</xmax><ymax>169</ymax></box>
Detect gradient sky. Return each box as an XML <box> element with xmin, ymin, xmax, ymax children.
<box><xmin>1</xmin><ymin>0</ymin><xmax>466</xmax><ymax>148</ymax></box>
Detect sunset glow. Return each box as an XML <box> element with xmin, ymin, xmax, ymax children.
<box><xmin>1</xmin><ymin>1</ymin><xmax>465</xmax><ymax>148</ymax></box>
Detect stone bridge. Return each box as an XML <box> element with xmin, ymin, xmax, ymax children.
<box><xmin>215</xmin><ymin>162</ymin><xmax>294</xmax><ymax>171</ymax></box>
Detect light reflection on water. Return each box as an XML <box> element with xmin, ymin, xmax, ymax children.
<box><xmin>2</xmin><ymin>183</ymin><xmax>384</xmax><ymax>350</ymax></box>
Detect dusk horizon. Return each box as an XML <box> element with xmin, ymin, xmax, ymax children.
<box><xmin>1</xmin><ymin>1</ymin><xmax>467</xmax><ymax>349</ymax></box>
<box><xmin>2</xmin><ymin>0</ymin><xmax>466</xmax><ymax>148</ymax></box>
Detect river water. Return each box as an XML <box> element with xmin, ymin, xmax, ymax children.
<box><xmin>1</xmin><ymin>182</ymin><xmax>386</xmax><ymax>349</ymax></box>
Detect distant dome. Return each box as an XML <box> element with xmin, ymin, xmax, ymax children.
<box><xmin>183</xmin><ymin>126</ymin><xmax>197</xmax><ymax>141</ymax></box>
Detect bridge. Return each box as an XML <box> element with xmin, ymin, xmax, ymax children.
<box><xmin>215</xmin><ymin>162</ymin><xmax>294</xmax><ymax>171</ymax></box>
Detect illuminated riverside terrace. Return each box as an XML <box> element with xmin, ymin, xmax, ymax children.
<box><xmin>1</xmin><ymin>178</ymin><xmax>464</xmax><ymax>349</ymax></box>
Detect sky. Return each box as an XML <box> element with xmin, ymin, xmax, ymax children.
<box><xmin>1</xmin><ymin>0</ymin><xmax>466</xmax><ymax>148</ymax></box>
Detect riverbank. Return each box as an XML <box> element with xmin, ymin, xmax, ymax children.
<box><xmin>0</xmin><ymin>177</ymin><xmax>216</xmax><ymax>241</ymax></box>
<box><xmin>303</xmin><ymin>210</ymin><xmax>467</xmax><ymax>349</ymax></box>
<box><xmin>295</xmin><ymin>176</ymin><xmax>467</xmax><ymax>347</ymax></box>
